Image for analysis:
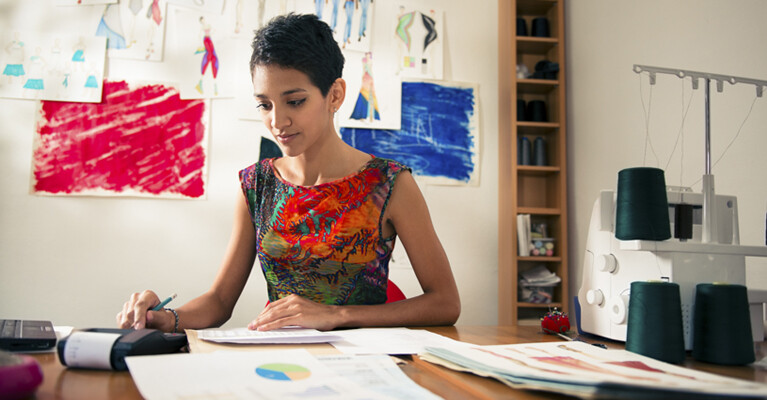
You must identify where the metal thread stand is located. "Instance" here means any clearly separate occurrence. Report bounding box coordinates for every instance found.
[632,64,767,243]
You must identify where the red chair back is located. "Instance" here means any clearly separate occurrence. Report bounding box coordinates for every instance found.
[385,281,406,303]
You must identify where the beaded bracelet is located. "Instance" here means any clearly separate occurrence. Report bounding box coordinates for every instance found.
[165,308,179,334]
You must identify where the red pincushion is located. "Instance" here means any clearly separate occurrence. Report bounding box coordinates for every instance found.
[541,308,570,334]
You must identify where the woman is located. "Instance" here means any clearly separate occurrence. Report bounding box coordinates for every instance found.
[116,13,460,333]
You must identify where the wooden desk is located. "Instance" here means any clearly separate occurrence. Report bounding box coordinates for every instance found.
[28,326,767,400]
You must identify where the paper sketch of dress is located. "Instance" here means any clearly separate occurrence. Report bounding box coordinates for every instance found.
[196,16,219,95]
[144,0,162,59]
[350,52,380,122]
[421,11,437,52]
[96,4,127,49]
[22,49,45,91]
[147,0,162,25]
[3,32,25,82]
[395,7,415,53]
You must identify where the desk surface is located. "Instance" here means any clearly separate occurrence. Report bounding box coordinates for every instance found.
[29,325,767,400]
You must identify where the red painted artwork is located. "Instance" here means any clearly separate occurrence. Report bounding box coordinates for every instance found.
[32,80,208,198]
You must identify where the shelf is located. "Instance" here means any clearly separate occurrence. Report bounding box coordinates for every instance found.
[517,79,559,94]
[517,207,561,215]
[517,165,560,175]
[516,36,558,54]
[517,121,559,129]
[518,302,563,308]
[517,0,558,15]
[518,256,562,262]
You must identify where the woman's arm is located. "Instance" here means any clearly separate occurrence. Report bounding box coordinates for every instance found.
[250,170,460,331]
[117,195,258,332]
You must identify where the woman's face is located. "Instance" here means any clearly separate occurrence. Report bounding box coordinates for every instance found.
[252,65,335,157]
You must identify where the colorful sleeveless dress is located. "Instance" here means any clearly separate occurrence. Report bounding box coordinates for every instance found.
[239,157,410,305]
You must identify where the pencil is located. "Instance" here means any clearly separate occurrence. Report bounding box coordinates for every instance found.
[151,293,177,311]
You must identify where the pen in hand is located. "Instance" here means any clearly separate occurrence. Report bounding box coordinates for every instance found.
[152,293,177,311]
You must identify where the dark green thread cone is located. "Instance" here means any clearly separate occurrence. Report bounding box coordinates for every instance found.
[616,167,671,241]
[626,281,686,364]
[693,283,755,365]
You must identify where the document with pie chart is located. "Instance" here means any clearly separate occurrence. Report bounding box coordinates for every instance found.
[125,349,392,399]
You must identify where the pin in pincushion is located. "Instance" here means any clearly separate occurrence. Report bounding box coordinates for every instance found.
[541,308,570,334]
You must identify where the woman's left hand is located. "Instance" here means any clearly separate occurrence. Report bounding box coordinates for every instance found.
[249,294,341,331]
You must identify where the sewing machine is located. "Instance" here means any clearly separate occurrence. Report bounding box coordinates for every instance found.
[578,187,767,349]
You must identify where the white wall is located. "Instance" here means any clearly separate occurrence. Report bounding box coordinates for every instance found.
[0,0,499,328]
[6,0,763,332]
[566,0,767,311]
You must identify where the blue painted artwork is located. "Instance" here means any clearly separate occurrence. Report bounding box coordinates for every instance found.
[341,80,479,185]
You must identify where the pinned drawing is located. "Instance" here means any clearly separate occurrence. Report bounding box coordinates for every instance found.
[96,4,127,49]
[393,5,443,79]
[298,0,374,52]
[0,30,106,102]
[341,80,479,186]
[230,0,296,38]
[170,7,235,99]
[349,52,379,123]
[195,16,219,96]
[32,80,210,199]
[95,1,167,61]
[3,32,26,85]
[339,51,400,130]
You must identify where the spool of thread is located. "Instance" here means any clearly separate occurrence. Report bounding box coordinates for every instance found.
[615,167,671,241]
[626,281,686,364]
[531,17,550,37]
[693,283,755,365]
[518,137,531,165]
[674,203,693,240]
[533,136,548,166]
[516,18,528,36]
[517,99,527,121]
[526,100,547,122]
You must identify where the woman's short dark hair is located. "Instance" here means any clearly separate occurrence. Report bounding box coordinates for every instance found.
[250,13,344,97]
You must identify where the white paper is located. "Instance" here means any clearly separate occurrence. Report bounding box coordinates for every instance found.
[126,349,391,400]
[317,354,442,399]
[196,327,342,344]
[330,328,464,355]
[62,331,121,370]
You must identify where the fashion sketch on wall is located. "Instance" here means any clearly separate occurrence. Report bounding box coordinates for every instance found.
[94,0,168,62]
[0,30,106,102]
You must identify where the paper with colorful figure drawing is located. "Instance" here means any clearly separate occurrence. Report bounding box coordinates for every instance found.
[169,5,236,99]
[93,0,168,62]
[0,30,106,102]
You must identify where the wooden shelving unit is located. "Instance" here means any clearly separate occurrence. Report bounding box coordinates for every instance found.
[498,0,569,325]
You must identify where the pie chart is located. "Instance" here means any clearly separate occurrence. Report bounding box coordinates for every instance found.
[255,363,311,381]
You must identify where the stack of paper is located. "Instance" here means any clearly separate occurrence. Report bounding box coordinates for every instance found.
[519,264,561,286]
[197,327,342,344]
[422,341,767,399]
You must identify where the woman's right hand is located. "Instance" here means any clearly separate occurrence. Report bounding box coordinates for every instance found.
[116,290,172,331]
